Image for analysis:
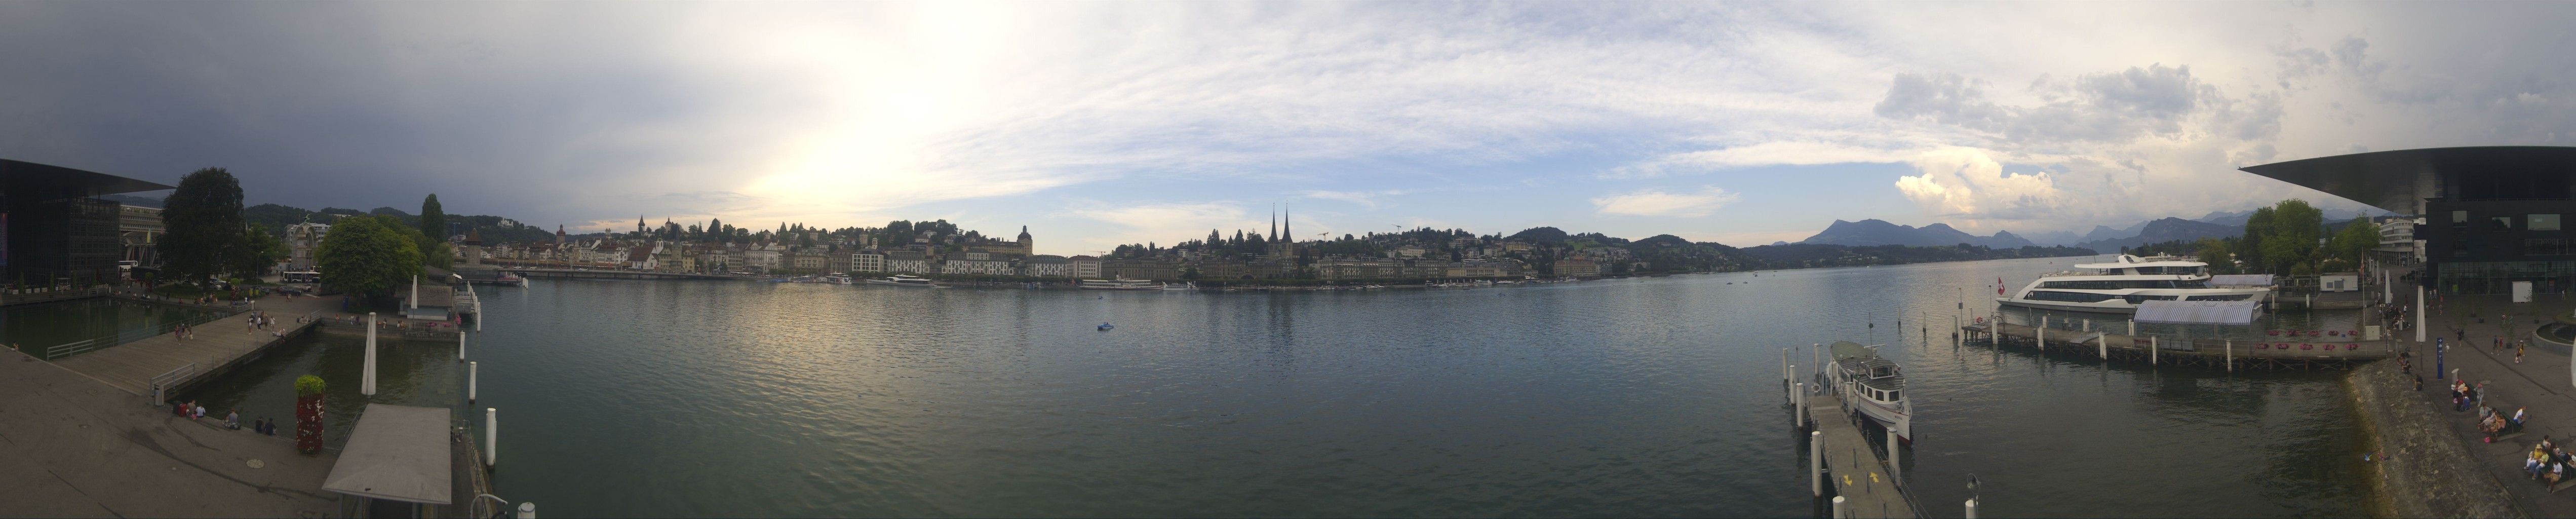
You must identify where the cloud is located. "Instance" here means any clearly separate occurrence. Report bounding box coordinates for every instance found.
[1892,147,2063,220]
[1300,189,1407,208]
[1591,187,1740,217]
[1611,141,1923,177]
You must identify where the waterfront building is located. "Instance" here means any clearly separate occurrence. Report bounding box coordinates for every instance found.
[944,256,1014,275]
[852,252,887,273]
[2243,146,2576,294]
[1556,258,1602,277]
[119,204,163,266]
[1315,257,1398,280]
[1445,260,1513,278]
[2378,216,2426,266]
[1068,255,1103,278]
[748,244,782,271]
[886,250,930,274]
[0,159,172,290]
[1024,254,1067,277]
[627,246,657,271]
[1104,258,1180,280]
[826,247,852,274]
[287,221,331,271]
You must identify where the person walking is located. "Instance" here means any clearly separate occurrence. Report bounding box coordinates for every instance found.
[2517,341,2526,364]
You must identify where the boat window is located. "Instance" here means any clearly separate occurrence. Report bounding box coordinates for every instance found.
[1887,390,1899,401]
[2025,290,2117,303]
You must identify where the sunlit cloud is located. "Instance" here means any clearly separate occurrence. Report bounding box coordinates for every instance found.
[1591,187,1740,218]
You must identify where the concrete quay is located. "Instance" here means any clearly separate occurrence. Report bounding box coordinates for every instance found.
[2358,292,2576,518]
[0,346,342,517]
[1962,320,2396,370]
[49,295,341,398]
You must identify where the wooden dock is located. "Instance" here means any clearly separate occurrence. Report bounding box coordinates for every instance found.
[49,295,343,397]
[1800,391,1922,518]
[1960,321,2394,370]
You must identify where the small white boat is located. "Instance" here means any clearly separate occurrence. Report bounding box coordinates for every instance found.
[865,275,936,287]
[1825,341,1912,443]
[1161,282,1197,291]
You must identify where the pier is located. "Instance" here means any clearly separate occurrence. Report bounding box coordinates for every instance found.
[1785,362,1922,519]
[49,295,340,398]
[1960,321,2395,370]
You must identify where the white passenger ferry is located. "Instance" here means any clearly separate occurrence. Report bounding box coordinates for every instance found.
[865,275,936,287]
[1077,278,1165,290]
[1996,254,2269,314]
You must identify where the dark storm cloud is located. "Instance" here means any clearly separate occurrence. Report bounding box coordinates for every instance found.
[0,2,746,225]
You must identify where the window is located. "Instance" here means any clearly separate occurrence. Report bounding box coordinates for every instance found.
[2025,290,2117,302]
[2454,210,2471,232]
[2494,216,2516,232]
[2535,214,2563,232]
[2527,239,2569,256]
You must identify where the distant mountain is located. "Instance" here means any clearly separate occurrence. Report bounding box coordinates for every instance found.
[2018,230,2084,246]
[1799,219,2031,248]
[2074,217,2242,251]
[2195,209,2255,227]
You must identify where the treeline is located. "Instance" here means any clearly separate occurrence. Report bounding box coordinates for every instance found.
[2121,199,2377,275]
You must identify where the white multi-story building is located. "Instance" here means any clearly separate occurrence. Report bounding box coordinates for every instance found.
[1067,255,1102,278]
[1024,254,1068,277]
[943,257,1015,275]
[852,252,887,273]
[886,250,930,274]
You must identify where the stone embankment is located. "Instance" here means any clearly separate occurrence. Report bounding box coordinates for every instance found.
[2347,358,2523,518]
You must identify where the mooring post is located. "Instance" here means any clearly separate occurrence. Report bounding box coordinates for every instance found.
[459,329,467,361]
[469,361,479,402]
[1965,498,1979,519]
[2128,319,2135,336]
[1781,348,1789,386]
[2082,318,2089,332]
[517,502,535,519]
[485,407,499,467]
[1795,382,1808,429]
[1811,431,1825,497]
[2038,324,2045,352]
[2415,285,2426,343]
[363,313,378,397]
[1831,496,1846,518]
[1887,428,1901,487]
[2098,334,2107,359]
[2226,340,2233,373]
[2150,336,2159,364]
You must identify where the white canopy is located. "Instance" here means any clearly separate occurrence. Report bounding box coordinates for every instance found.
[323,404,453,504]
[2134,300,2262,325]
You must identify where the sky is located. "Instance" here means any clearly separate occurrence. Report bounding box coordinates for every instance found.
[5,2,2573,255]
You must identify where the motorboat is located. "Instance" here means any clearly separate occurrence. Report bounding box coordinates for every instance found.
[865,275,936,287]
[1995,254,2270,314]
[1825,341,1912,443]
[1161,282,1197,291]
[1097,322,1115,330]
[1077,278,1165,290]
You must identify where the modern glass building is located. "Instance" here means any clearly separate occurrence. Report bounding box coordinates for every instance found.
[2242,146,2576,294]
[1,159,173,290]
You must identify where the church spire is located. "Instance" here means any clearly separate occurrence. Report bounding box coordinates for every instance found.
[1269,203,1278,241]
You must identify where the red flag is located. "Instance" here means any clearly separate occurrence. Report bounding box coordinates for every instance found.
[1997,277,2006,295]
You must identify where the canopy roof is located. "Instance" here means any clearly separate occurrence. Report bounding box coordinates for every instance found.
[2239,146,2576,214]
[323,404,453,504]
[0,159,173,201]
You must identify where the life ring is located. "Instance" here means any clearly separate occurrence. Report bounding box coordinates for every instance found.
[2301,344,2315,350]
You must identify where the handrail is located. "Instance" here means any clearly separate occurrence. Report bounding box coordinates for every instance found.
[148,362,200,405]
[45,340,98,360]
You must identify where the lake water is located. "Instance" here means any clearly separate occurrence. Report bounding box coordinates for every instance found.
[182,255,2375,517]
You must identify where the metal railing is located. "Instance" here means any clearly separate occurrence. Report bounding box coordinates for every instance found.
[40,310,242,360]
[149,362,199,406]
[44,340,99,360]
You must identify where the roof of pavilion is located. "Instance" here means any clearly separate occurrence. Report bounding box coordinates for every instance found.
[0,159,173,201]
[2237,146,2576,214]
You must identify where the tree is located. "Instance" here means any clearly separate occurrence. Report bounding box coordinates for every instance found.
[162,168,248,284]
[2251,199,2322,274]
[418,194,446,241]
[234,227,286,278]
[2191,238,2234,275]
[316,214,424,303]
[2329,216,2378,270]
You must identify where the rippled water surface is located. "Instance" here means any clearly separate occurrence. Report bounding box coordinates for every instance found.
[191,256,2377,517]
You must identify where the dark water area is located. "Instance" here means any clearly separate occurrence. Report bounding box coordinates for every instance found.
[184,255,2376,517]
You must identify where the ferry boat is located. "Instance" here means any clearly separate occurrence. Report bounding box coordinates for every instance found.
[1077,278,1165,290]
[1161,282,1197,291]
[1995,254,2269,314]
[865,275,936,287]
[1825,341,1912,443]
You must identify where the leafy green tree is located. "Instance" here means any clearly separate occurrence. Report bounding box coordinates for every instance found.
[2191,238,2235,275]
[161,168,248,284]
[234,228,286,278]
[418,194,446,241]
[2329,216,2378,269]
[317,214,424,302]
[2254,199,2322,274]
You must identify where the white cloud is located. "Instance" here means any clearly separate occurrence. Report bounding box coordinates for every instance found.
[1591,187,1740,217]
[1892,147,2063,220]
[1300,189,1408,208]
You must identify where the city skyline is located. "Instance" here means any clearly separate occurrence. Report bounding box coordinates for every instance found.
[4,2,2571,256]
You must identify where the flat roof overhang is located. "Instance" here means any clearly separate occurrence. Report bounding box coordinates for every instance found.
[2238,146,2576,214]
[0,159,174,201]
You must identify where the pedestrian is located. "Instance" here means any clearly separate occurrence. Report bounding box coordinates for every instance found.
[2518,341,2526,364]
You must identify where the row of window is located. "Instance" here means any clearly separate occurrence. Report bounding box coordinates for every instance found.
[2451,211,2565,232]
[2024,291,2247,303]
[2038,280,2212,289]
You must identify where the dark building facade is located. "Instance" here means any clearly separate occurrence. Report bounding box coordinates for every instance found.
[2243,146,2576,294]
[1,160,173,289]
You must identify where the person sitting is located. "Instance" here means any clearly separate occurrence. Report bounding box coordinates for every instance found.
[263,418,279,436]
[171,401,187,418]
[223,410,240,430]
[2530,447,2550,479]
[190,401,206,420]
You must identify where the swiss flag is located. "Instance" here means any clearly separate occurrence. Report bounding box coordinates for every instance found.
[1997,277,2005,295]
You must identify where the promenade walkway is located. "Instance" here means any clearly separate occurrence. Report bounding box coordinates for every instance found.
[0,346,341,516]
[51,295,342,397]
[2376,292,2576,517]
[1806,394,1917,518]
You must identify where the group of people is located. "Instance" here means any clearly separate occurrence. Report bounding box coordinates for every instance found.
[2480,404,2528,442]
[2452,379,2488,412]
[2529,437,2574,484]
[169,400,280,435]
